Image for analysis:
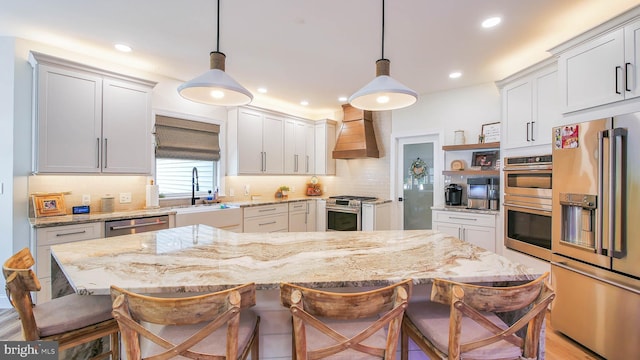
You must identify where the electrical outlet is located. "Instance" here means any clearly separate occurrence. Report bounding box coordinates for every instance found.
[291,186,296,193]
[82,194,91,205]
[229,188,235,197]
[244,184,250,196]
[119,192,131,204]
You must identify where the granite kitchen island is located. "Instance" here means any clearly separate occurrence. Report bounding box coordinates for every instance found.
[50,225,542,359]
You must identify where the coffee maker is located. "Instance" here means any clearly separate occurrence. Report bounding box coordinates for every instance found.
[444,184,463,206]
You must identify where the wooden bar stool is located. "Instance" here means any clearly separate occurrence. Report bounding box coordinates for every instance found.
[110,282,260,360]
[401,273,555,360]
[3,247,120,359]
[280,279,412,359]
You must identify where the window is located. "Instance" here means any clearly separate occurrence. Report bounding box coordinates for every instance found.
[154,115,221,197]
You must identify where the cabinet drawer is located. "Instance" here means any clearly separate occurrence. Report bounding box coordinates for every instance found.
[36,222,103,246]
[244,214,288,233]
[244,204,288,218]
[288,201,307,213]
[433,211,495,227]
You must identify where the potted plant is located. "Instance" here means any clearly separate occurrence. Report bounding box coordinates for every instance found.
[279,186,290,197]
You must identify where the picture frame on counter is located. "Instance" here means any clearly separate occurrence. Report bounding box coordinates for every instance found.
[32,193,66,217]
[481,122,501,143]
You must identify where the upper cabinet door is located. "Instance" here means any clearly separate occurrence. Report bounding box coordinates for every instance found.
[558,28,625,113]
[624,18,640,100]
[102,78,152,174]
[237,109,265,174]
[262,114,284,174]
[502,79,532,149]
[35,65,103,173]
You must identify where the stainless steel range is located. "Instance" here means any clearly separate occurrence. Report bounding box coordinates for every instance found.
[326,195,377,231]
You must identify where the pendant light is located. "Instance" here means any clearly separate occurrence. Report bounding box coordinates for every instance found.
[349,0,417,111]
[178,0,253,106]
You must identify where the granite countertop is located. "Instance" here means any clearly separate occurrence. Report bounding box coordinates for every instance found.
[431,205,499,215]
[51,226,538,296]
[29,196,325,228]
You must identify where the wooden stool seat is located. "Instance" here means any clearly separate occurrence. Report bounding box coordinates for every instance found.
[111,282,260,360]
[3,247,119,359]
[401,273,555,360]
[281,280,412,360]
[404,300,521,359]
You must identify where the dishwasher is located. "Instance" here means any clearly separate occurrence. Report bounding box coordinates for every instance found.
[105,215,170,237]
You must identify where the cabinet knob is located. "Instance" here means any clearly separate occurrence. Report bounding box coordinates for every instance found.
[398,197,403,202]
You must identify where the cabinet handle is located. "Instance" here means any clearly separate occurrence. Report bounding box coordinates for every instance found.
[103,138,108,168]
[625,62,632,92]
[56,230,87,237]
[531,121,535,142]
[263,152,267,172]
[258,208,277,212]
[259,221,277,226]
[615,66,622,94]
[449,216,476,221]
[526,122,530,142]
[306,155,309,173]
[96,138,100,168]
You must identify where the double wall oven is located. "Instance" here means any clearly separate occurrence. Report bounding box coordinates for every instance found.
[326,195,377,231]
[503,155,553,261]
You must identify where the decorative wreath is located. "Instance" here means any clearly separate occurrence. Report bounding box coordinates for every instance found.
[409,158,428,179]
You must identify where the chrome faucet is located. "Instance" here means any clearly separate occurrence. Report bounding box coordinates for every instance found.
[191,167,199,205]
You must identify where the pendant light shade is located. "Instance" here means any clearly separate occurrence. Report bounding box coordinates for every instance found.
[348,59,417,111]
[178,0,253,106]
[349,0,417,111]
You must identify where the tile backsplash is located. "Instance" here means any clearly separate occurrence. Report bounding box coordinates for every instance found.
[28,175,149,214]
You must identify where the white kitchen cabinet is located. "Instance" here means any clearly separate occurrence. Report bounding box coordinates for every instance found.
[555,17,640,113]
[362,202,391,231]
[288,201,307,232]
[32,222,103,303]
[306,200,317,232]
[314,119,337,175]
[498,61,559,149]
[288,200,317,232]
[316,199,327,232]
[243,203,288,233]
[29,51,155,174]
[228,107,284,175]
[284,119,315,175]
[432,210,496,252]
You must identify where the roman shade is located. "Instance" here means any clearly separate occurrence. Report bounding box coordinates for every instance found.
[154,115,220,161]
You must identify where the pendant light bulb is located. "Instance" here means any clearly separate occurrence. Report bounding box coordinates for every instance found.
[178,1,253,106]
[349,1,417,111]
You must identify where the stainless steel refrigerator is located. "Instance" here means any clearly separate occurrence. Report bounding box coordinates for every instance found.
[551,115,640,359]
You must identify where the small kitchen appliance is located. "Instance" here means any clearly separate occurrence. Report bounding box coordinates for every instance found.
[444,184,462,206]
[467,177,499,209]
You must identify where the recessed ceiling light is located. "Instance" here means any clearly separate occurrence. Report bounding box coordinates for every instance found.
[482,17,501,28]
[257,87,267,94]
[338,96,348,102]
[449,72,462,79]
[114,43,132,52]
[300,100,309,106]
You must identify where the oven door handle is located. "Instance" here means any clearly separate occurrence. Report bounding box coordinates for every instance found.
[326,207,360,214]
[503,203,552,213]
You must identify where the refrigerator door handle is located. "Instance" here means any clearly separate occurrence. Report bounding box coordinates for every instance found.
[611,127,628,259]
[597,130,607,256]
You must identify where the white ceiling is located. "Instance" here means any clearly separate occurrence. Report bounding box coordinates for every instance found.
[1,0,638,117]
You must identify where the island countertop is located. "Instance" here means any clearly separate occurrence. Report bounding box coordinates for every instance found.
[50,226,538,296]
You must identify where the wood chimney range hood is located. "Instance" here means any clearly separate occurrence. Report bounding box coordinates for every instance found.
[332,104,380,159]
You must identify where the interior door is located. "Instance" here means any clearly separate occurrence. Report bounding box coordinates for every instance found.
[396,134,440,230]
